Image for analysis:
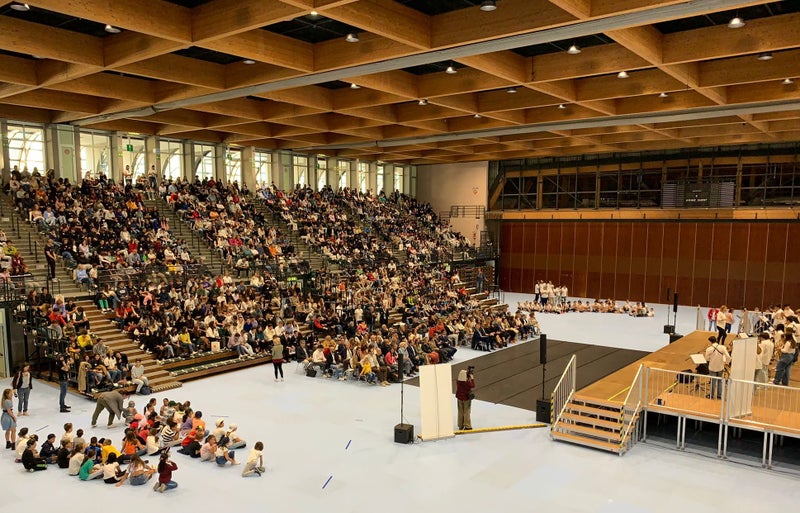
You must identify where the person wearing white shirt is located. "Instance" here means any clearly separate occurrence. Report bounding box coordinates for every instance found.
[704,336,731,399]
[241,441,265,477]
[755,332,774,384]
[773,330,797,386]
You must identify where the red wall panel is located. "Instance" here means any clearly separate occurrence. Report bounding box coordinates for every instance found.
[500,220,800,308]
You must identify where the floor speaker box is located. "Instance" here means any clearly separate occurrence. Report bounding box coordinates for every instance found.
[669,333,683,344]
[394,423,414,444]
[535,399,552,423]
[663,324,675,334]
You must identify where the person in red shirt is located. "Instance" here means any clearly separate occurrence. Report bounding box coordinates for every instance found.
[155,450,178,493]
[455,368,476,431]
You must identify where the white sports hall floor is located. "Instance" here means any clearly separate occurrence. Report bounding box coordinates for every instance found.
[2,295,797,513]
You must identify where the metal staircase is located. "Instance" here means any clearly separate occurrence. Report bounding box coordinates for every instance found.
[550,359,644,455]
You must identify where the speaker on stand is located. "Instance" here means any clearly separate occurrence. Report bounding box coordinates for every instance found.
[535,334,551,423]
[394,353,414,443]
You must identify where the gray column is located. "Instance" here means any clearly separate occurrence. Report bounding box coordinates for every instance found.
[0,120,8,183]
[182,142,193,182]
[214,144,227,184]
[145,136,158,182]
[242,146,255,192]
[368,161,377,195]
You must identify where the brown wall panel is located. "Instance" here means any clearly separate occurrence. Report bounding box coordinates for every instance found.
[500,220,800,307]
[615,223,632,300]
[586,223,604,298]
[573,223,589,297]
[694,224,714,307]
[675,223,697,305]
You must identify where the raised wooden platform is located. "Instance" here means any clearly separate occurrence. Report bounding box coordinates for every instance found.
[578,330,799,403]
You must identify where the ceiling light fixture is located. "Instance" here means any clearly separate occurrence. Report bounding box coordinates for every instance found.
[242,59,256,65]
[350,83,361,89]
[310,10,319,16]
[480,1,497,12]
[757,52,773,61]
[558,103,567,109]
[418,98,428,106]
[659,92,669,98]
[506,86,517,93]
[567,44,581,55]
[345,32,359,43]
[445,64,457,74]
[783,78,795,85]
[617,70,629,79]
[474,113,482,119]
[104,24,121,34]
[10,2,29,11]
[727,16,745,29]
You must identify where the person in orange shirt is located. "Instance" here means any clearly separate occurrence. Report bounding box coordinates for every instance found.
[191,411,207,438]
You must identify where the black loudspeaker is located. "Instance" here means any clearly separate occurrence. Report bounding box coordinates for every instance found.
[536,399,552,423]
[673,292,679,313]
[663,324,675,334]
[394,423,414,444]
[397,352,404,379]
[539,334,547,365]
[669,333,683,344]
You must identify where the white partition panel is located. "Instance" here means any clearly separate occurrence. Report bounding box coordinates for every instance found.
[728,337,758,418]
[419,364,455,442]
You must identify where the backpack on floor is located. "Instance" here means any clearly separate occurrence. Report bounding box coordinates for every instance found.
[139,385,152,395]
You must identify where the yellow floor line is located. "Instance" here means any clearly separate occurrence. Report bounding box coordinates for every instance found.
[454,423,547,435]
[607,386,630,402]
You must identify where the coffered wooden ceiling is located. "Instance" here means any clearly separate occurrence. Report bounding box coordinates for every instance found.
[1,0,800,164]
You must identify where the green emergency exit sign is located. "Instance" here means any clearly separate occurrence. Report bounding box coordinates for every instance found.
[126,144,134,151]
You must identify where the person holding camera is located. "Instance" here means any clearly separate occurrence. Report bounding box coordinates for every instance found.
[456,367,476,431]
[58,356,72,413]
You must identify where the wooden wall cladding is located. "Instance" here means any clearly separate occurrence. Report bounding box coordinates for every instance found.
[498,221,800,308]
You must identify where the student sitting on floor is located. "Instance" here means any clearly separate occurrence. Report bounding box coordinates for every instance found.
[79,449,104,481]
[21,438,48,472]
[214,439,238,466]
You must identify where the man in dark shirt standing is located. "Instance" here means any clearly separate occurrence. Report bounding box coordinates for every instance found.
[58,356,72,413]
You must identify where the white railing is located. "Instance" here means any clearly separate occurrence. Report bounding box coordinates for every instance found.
[644,367,726,421]
[619,364,644,453]
[550,354,577,434]
[725,378,800,434]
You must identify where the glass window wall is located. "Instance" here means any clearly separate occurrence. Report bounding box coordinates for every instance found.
[194,143,215,181]
[159,140,183,181]
[79,132,110,179]
[8,124,45,174]
[254,150,272,186]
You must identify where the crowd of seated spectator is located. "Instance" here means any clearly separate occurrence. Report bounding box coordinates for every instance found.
[7,169,198,288]
[165,178,309,276]
[518,298,654,317]
[258,184,473,268]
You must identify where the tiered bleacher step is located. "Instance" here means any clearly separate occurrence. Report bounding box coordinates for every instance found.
[251,200,327,271]
[78,300,182,394]
[551,394,633,454]
[145,199,223,272]
[0,194,83,297]
[164,350,273,381]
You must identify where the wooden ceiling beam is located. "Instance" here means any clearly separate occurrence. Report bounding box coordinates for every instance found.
[3,89,103,114]
[117,55,227,89]
[322,0,431,50]
[350,71,419,99]
[432,0,573,48]
[663,12,800,65]
[532,43,649,82]
[202,30,313,72]
[29,0,190,41]
[192,0,304,42]
[47,74,156,104]
[0,17,103,66]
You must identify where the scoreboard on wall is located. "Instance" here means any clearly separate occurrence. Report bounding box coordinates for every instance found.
[661,181,735,208]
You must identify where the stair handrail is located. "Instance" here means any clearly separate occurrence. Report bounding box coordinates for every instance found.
[550,353,577,435]
[619,364,644,452]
